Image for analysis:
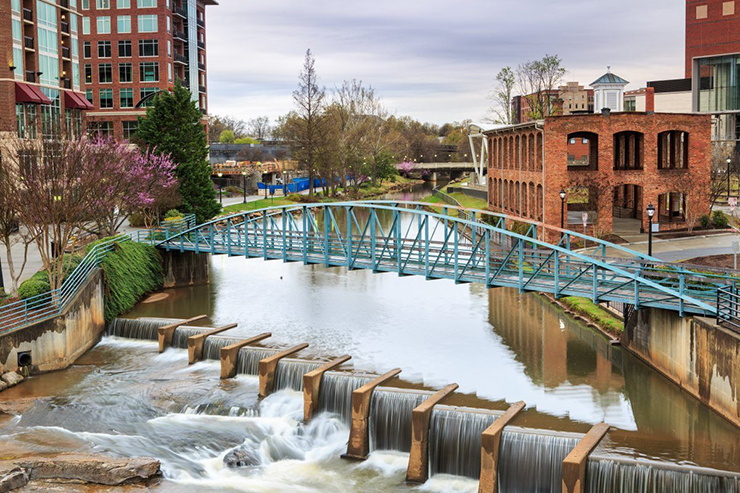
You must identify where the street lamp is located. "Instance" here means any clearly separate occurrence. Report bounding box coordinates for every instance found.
[217,171,223,205]
[559,189,567,230]
[728,157,733,200]
[282,170,287,196]
[241,170,247,204]
[646,202,656,256]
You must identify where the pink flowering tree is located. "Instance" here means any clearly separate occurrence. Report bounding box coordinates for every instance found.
[396,160,414,176]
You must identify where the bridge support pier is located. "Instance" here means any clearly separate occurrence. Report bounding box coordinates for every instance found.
[405,383,459,483]
[478,401,526,493]
[342,368,402,461]
[161,250,210,289]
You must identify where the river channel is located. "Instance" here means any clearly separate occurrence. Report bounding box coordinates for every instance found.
[0,182,738,492]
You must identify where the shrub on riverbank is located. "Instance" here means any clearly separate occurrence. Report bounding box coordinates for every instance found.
[561,296,624,335]
[87,239,163,321]
[18,255,83,300]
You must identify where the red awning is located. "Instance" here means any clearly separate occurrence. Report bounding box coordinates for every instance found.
[27,84,52,104]
[64,90,94,110]
[15,82,43,104]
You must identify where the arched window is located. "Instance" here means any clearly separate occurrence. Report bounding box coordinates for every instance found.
[567,132,599,170]
[613,131,644,170]
[658,131,689,169]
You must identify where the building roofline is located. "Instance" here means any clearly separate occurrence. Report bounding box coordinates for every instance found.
[483,120,543,135]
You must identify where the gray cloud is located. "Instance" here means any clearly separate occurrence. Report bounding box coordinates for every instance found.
[205,0,684,125]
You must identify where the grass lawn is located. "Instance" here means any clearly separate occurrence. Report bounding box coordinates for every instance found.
[221,198,296,216]
[422,191,489,213]
[561,296,624,335]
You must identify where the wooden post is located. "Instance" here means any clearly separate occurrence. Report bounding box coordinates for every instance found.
[157,315,207,352]
[187,323,239,364]
[219,333,272,379]
[561,423,610,493]
[478,401,526,493]
[406,383,458,483]
[303,356,352,421]
[342,368,402,461]
[258,343,309,397]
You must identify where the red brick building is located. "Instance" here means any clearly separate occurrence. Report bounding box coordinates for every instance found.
[686,0,740,78]
[1,0,92,143]
[486,112,712,241]
[81,0,216,141]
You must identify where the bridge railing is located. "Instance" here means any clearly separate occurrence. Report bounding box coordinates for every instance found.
[0,234,131,335]
[717,285,740,334]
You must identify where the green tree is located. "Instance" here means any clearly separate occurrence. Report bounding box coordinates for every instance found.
[135,83,220,222]
[219,129,235,143]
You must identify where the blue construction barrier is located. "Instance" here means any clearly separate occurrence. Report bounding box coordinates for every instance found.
[258,178,325,194]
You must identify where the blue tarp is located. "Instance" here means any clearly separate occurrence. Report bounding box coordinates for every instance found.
[258,178,325,194]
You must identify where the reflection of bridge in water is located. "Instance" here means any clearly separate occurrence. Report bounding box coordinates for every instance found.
[137,201,730,317]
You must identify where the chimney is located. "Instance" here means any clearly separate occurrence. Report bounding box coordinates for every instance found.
[645,87,655,113]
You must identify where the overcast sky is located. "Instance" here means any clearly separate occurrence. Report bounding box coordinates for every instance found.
[205,0,685,126]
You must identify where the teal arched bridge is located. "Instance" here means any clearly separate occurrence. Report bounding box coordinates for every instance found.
[135,201,733,317]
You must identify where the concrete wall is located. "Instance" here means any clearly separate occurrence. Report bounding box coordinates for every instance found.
[623,308,740,428]
[0,271,105,374]
[161,250,210,289]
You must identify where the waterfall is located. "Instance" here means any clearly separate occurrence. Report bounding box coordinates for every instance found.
[171,326,211,349]
[317,372,373,425]
[106,317,181,340]
[236,347,280,375]
[200,336,275,362]
[587,456,740,493]
[497,427,581,493]
[181,403,260,417]
[273,359,324,392]
[369,388,431,453]
[428,406,500,479]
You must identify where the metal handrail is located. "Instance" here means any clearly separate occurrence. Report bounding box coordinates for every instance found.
[717,285,740,333]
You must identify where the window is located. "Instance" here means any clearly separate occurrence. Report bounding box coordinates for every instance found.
[65,109,83,140]
[139,62,159,82]
[99,88,113,108]
[166,16,170,32]
[84,64,92,83]
[696,4,708,19]
[139,39,159,57]
[117,15,131,33]
[12,19,22,42]
[167,40,171,57]
[88,121,112,137]
[84,41,91,58]
[70,13,78,33]
[120,88,134,108]
[168,62,172,81]
[98,63,112,83]
[86,89,94,103]
[16,104,38,139]
[613,131,644,170]
[72,38,79,58]
[72,62,80,87]
[138,15,158,32]
[724,1,735,15]
[122,121,138,140]
[11,0,21,13]
[137,0,157,6]
[82,17,90,34]
[38,54,59,86]
[96,0,110,8]
[82,0,89,9]
[117,0,130,7]
[97,16,111,34]
[12,47,23,80]
[119,63,132,82]
[140,87,158,106]
[97,40,111,58]
[38,27,58,54]
[118,40,132,57]
[36,1,57,28]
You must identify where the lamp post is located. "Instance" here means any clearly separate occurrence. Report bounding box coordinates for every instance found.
[217,171,223,205]
[241,170,247,204]
[728,157,733,200]
[647,202,656,257]
[559,189,566,230]
[282,170,287,196]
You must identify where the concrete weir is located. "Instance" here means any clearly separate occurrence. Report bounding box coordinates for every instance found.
[157,315,207,353]
[219,333,273,379]
[303,356,352,421]
[561,423,610,493]
[187,324,238,364]
[406,383,459,483]
[478,401,526,493]
[258,343,309,397]
[342,368,402,460]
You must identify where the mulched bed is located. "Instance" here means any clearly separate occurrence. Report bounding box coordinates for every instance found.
[680,254,739,270]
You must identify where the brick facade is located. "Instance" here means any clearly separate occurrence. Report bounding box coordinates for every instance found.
[486,112,712,242]
[82,0,214,141]
[686,0,740,78]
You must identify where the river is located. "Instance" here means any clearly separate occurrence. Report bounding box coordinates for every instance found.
[0,181,738,492]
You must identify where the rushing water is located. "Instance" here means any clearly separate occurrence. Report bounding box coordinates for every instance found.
[1,182,739,491]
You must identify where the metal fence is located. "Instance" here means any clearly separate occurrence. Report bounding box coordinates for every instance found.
[717,285,740,334]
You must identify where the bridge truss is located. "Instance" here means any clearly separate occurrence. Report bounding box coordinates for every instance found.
[137,201,733,316]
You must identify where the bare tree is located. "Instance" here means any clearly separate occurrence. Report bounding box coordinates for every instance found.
[248,116,272,141]
[0,154,34,297]
[289,49,327,197]
[517,54,566,121]
[487,67,516,124]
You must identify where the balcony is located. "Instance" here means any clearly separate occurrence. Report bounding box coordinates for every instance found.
[24,36,34,50]
[197,18,204,28]
[59,0,69,7]
[60,21,70,34]
[62,46,70,59]
[25,71,36,83]
[198,40,205,49]
[174,54,188,64]
[198,62,205,71]
[173,6,187,18]
[23,8,32,22]
[173,30,188,42]
[62,78,71,89]
[199,85,206,93]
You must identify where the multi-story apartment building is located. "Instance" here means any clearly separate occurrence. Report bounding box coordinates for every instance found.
[559,82,594,115]
[81,0,216,141]
[1,0,92,143]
